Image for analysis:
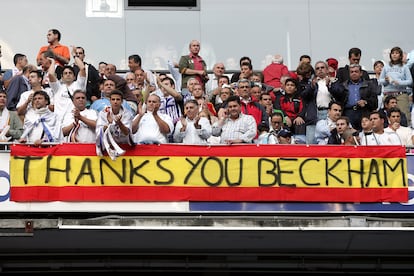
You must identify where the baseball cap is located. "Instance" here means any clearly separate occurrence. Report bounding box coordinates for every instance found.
[277,128,292,138]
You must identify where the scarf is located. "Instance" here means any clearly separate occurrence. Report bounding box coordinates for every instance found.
[20,107,55,142]
[69,122,80,143]
[96,123,125,161]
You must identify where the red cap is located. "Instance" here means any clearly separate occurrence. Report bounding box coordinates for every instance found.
[326,58,338,70]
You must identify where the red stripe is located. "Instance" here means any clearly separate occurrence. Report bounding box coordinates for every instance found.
[10,186,408,202]
[10,144,407,158]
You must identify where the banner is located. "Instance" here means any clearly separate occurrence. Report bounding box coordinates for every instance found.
[9,144,408,202]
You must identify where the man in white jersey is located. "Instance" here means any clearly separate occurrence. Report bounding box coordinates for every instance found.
[47,50,86,125]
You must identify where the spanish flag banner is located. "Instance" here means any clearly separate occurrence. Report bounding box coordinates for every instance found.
[9,144,408,202]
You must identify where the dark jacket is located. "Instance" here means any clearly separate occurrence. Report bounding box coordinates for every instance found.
[327,128,342,144]
[178,54,207,89]
[6,75,30,111]
[301,80,345,126]
[330,79,378,112]
[336,65,370,84]
[73,63,101,102]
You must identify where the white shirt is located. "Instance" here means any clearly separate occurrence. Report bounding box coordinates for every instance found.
[255,131,273,144]
[205,74,219,99]
[50,75,86,124]
[16,88,54,113]
[359,132,378,145]
[316,79,331,108]
[159,94,182,125]
[62,108,98,143]
[361,130,402,145]
[133,111,174,144]
[385,126,414,146]
[173,117,211,144]
[96,106,133,144]
[315,117,336,145]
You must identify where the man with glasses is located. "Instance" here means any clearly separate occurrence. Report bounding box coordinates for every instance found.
[237,79,269,131]
[302,61,343,144]
[124,72,137,90]
[267,112,286,144]
[72,46,100,106]
[214,83,233,113]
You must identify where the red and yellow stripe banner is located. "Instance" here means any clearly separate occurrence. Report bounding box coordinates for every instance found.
[9,144,408,202]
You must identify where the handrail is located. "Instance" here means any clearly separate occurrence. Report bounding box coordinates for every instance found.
[0,69,377,76]
[1,142,413,153]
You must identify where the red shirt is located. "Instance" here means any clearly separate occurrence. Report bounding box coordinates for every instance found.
[263,63,290,89]
[240,100,264,126]
[190,53,205,85]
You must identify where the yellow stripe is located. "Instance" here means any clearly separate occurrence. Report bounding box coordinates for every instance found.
[10,155,407,188]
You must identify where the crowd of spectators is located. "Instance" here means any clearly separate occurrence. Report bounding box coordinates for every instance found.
[1,29,414,158]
